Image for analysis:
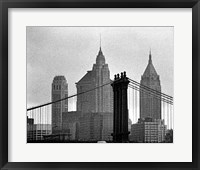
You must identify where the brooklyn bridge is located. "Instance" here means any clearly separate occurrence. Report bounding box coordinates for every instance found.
[27,47,173,143]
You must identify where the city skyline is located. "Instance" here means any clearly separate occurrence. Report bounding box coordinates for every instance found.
[27,27,174,110]
[27,27,174,142]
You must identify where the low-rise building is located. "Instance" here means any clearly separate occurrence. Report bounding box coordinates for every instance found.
[27,124,52,142]
[130,117,166,143]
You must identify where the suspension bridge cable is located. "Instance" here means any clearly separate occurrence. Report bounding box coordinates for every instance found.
[129,80,173,102]
[128,84,173,105]
[27,81,113,111]
[128,77,173,99]
[167,103,169,129]
[135,88,138,123]
[170,104,173,129]
[132,88,135,123]
[128,84,171,102]
[128,78,173,100]
[28,77,173,111]
[128,81,173,103]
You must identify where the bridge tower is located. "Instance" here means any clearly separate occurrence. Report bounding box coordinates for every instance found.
[111,72,130,142]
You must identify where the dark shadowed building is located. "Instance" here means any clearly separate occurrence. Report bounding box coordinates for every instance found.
[140,51,161,119]
[27,116,34,125]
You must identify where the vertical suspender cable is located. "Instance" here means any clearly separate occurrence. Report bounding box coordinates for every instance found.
[170,104,173,130]
[135,90,140,123]
[167,103,169,130]
[163,102,165,127]
[40,107,42,140]
[133,87,135,123]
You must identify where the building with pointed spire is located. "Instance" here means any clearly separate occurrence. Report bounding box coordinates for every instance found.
[74,44,113,141]
[130,51,165,143]
[140,50,161,119]
[76,46,113,113]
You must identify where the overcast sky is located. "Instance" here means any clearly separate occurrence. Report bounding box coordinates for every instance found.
[27,27,173,108]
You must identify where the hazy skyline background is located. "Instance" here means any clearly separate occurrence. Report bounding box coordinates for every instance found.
[27,27,174,113]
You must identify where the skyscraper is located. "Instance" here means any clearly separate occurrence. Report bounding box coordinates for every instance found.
[76,46,113,114]
[140,51,161,119]
[52,76,68,134]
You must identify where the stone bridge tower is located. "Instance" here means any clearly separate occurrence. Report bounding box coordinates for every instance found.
[111,72,130,143]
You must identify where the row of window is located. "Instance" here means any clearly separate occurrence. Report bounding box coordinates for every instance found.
[53,85,68,90]
[53,85,61,90]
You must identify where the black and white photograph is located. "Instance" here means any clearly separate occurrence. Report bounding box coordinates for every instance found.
[27,26,174,143]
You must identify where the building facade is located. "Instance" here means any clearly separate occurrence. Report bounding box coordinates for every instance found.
[79,113,103,142]
[101,112,113,141]
[27,124,52,142]
[62,111,82,141]
[52,76,68,134]
[50,46,114,142]
[75,46,114,141]
[130,118,166,143]
[62,111,113,142]
[140,51,161,119]
[76,47,113,114]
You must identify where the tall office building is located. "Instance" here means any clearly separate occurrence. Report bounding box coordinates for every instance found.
[76,46,113,114]
[52,76,68,134]
[140,51,161,119]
